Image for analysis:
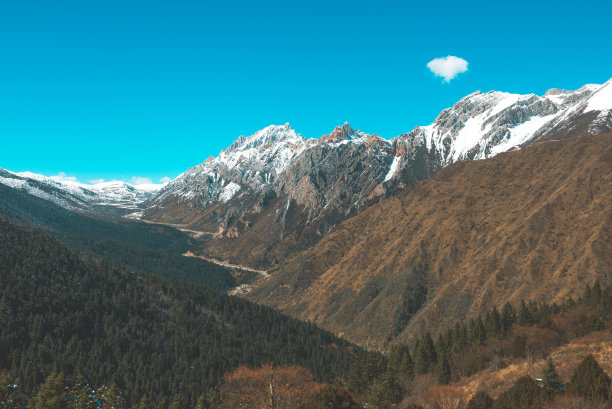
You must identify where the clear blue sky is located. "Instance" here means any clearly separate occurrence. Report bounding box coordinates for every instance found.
[1,0,611,183]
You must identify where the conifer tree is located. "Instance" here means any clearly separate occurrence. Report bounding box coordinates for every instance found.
[155,397,168,409]
[32,372,68,409]
[388,344,414,381]
[134,394,151,409]
[437,354,451,385]
[541,357,563,392]
[518,300,533,325]
[501,302,515,334]
[414,333,436,374]
[567,354,610,402]
[493,376,545,409]
[168,393,187,409]
[367,380,391,409]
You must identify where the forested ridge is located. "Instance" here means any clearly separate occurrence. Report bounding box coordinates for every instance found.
[2,194,612,408]
[0,218,360,407]
[0,184,236,291]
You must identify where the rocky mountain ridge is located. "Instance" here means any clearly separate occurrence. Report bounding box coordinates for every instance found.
[142,78,612,267]
[3,79,610,266]
[247,132,612,348]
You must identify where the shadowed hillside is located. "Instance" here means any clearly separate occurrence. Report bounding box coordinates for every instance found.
[248,133,612,348]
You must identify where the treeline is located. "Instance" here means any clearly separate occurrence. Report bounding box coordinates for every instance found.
[3,352,611,409]
[0,218,361,407]
[468,353,611,408]
[0,183,236,291]
[342,281,612,408]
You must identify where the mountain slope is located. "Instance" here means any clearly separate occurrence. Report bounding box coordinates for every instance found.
[247,133,612,348]
[0,168,164,217]
[143,79,612,268]
[0,218,360,406]
[0,182,236,291]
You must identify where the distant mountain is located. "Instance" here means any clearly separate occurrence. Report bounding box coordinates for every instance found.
[142,78,612,267]
[0,168,165,217]
[0,181,236,291]
[246,133,612,348]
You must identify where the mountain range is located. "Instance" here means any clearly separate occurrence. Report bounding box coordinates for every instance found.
[3,78,611,269]
[247,132,612,347]
[2,79,611,349]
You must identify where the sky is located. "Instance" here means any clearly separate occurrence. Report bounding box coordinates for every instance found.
[1,0,611,184]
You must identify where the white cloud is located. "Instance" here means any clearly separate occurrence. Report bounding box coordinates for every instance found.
[50,172,78,182]
[130,176,153,185]
[427,56,469,82]
[89,178,105,184]
[159,176,172,184]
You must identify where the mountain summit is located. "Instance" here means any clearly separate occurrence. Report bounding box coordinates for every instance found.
[3,79,610,266]
[139,79,612,267]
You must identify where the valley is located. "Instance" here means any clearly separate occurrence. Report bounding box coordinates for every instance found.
[1,78,611,409]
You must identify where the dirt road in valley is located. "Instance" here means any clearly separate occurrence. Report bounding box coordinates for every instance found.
[183,251,270,278]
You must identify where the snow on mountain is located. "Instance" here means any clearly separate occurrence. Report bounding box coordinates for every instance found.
[396,80,608,166]
[143,78,612,246]
[5,78,610,236]
[0,169,166,216]
[151,123,310,206]
[585,79,612,112]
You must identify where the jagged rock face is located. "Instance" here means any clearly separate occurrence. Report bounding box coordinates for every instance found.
[142,78,612,266]
[150,123,308,208]
[247,133,612,349]
[276,130,393,218]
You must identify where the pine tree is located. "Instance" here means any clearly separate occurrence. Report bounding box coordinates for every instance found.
[367,380,391,409]
[31,372,68,409]
[567,354,611,402]
[155,397,168,409]
[388,344,413,381]
[541,357,563,392]
[518,300,533,325]
[194,394,206,409]
[414,333,436,375]
[501,302,515,335]
[437,354,451,385]
[493,376,545,409]
[168,393,187,409]
[134,394,151,409]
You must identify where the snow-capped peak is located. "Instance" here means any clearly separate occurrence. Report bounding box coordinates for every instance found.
[225,123,304,153]
[585,78,612,112]
[319,122,373,145]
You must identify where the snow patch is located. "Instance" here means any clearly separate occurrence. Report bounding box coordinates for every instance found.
[384,156,401,182]
[219,182,241,203]
[489,113,558,156]
[585,80,612,112]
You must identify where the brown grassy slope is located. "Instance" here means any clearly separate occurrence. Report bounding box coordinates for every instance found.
[247,133,612,348]
[457,331,612,399]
